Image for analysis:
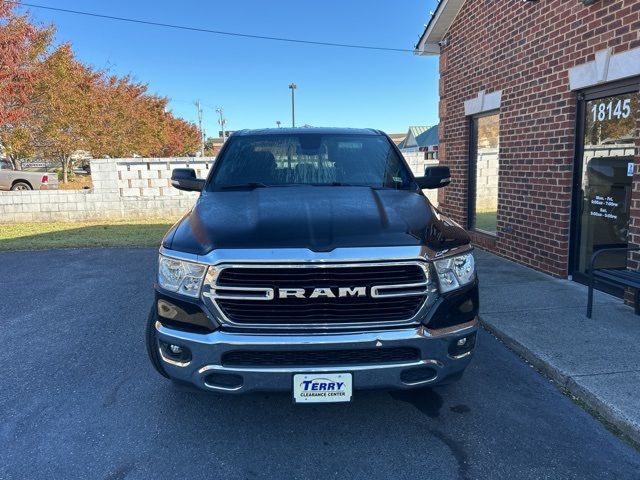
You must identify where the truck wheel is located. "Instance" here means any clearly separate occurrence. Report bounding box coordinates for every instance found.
[145,304,170,378]
[11,181,32,191]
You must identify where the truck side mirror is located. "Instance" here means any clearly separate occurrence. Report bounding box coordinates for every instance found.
[415,166,451,189]
[171,168,205,192]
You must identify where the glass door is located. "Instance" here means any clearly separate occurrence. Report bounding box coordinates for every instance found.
[571,81,639,284]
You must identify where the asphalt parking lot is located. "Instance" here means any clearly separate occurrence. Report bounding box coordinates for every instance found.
[1,248,639,480]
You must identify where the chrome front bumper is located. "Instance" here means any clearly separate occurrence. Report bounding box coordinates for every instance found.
[154,319,478,393]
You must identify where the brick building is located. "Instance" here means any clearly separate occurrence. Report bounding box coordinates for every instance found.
[415,0,640,289]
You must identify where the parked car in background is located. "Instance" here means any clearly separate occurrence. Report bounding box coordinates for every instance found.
[0,159,59,191]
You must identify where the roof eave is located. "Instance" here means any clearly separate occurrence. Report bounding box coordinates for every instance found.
[415,41,440,56]
[414,0,466,56]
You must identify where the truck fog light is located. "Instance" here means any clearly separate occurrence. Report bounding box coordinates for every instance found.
[160,341,192,365]
[448,332,477,357]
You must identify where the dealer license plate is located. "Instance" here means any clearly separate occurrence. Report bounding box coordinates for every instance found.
[293,373,353,403]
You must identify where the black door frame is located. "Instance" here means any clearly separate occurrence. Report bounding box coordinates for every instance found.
[569,76,640,287]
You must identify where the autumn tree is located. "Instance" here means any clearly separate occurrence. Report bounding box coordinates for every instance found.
[32,44,102,182]
[91,76,198,158]
[128,93,167,157]
[91,76,163,158]
[1,0,202,176]
[1,125,34,163]
[157,114,200,157]
[0,0,52,168]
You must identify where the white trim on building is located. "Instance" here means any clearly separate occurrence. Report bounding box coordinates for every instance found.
[568,47,640,91]
[464,90,502,116]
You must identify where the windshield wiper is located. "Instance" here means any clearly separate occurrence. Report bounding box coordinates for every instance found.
[217,182,270,190]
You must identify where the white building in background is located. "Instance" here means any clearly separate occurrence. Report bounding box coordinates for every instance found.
[397,125,440,207]
[398,125,439,156]
[398,125,439,176]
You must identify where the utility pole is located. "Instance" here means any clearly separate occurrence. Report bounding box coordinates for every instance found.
[195,100,204,156]
[276,120,281,128]
[216,107,226,141]
[288,83,297,128]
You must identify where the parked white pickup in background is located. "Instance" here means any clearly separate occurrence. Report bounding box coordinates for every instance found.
[0,158,59,191]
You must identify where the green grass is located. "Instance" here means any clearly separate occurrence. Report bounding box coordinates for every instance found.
[475,211,497,233]
[0,219,176,251]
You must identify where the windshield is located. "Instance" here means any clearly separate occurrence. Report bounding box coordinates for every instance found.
[208,133,416,190]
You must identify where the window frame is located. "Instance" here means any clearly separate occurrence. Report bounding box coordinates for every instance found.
[467,110,500,235]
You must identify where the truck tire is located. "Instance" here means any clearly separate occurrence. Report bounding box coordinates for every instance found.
[145,304,170,378]
[11,181,32,191]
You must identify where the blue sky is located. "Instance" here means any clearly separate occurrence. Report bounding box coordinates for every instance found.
[19,0,440,136]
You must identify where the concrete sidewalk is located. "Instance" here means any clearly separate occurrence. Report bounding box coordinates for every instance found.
[475,248,640,445]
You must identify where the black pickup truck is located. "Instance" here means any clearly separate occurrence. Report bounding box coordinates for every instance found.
[146,128,478,403]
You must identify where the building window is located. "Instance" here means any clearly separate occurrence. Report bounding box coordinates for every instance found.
[469,112,500,234]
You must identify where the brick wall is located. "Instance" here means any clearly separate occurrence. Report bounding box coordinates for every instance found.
[438,0,640,277]
[0,158,213,223]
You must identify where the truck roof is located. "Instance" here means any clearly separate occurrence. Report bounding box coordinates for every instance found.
[232,127,384,137]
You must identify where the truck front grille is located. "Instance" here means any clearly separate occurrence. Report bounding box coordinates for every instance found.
[202,262,434,329]
[215,264,426,287]
[222,347,420,367]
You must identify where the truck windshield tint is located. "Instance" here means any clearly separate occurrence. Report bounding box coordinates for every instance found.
[208,134,415,190]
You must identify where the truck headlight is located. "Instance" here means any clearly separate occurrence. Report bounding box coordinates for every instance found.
[434,252,476,293]
[158,255,207,297]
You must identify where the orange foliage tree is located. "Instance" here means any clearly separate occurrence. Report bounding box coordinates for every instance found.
[91,76,165,158]
[1,0,203,181]
[158,114,201,157]
[0,0,52,167]
[32,45,101,182]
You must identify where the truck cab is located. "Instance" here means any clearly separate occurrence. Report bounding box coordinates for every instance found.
[0,158,58,191]
[146,128,478,403]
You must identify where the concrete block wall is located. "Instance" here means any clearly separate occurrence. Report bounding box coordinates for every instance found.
[0,157,215,223]
[113,159,213,197]
[583,145,635,163]
[0,155,443,223]
[0,190,124,223]
[474,149,498,212]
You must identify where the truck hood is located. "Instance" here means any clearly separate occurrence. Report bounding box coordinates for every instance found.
[163,186,470,255]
